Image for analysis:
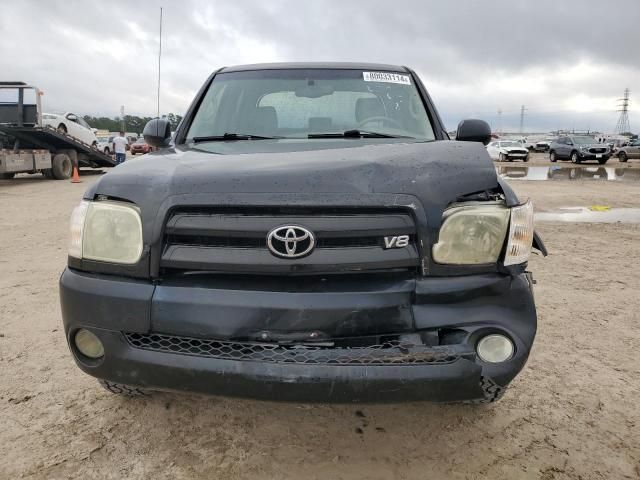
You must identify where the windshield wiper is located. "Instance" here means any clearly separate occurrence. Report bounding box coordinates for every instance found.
[192,133,279,142]
[308,130,413,139]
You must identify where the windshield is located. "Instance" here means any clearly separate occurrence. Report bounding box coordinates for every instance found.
[97,137,108,143]
[572,136,596,145]
[135,138,146,144]
[500,141,519,147]
[186,69,435,141]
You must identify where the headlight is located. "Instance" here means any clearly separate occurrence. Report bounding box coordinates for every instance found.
[432,203,510,264]
[432,199,535,266]
[580,145,589,151]
[68,200,143,264]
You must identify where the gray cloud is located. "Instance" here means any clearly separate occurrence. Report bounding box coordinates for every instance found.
[1,0,638,132]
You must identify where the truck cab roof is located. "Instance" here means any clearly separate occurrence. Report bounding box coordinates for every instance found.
[219,62,409,73]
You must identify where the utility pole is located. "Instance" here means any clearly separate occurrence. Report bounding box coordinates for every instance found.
[519,105,526,134]
[497,108,502,135]
[157,7,163,119]
[120,105,125,132]
[614,88,631,135]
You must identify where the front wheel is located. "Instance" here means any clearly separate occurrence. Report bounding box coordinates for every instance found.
[499,153,507,162]
[104,147,110,155]
[550,151,557,162]
[130,151,136,155]
[570,152,581,164]
[523,155,530,162]
[598,157,609,165]
[57,123,67,134]
[464,377,507,404]
[619,152,628,163]
[99,380,149,397]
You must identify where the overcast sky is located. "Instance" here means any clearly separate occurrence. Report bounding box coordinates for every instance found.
[1,0,638,133]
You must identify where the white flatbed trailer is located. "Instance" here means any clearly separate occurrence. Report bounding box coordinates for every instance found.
[0,82,115,180]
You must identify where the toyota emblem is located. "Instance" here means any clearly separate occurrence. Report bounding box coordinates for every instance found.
[267,225,315,258]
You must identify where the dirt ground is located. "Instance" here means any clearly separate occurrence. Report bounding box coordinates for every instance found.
[1,155,639,480]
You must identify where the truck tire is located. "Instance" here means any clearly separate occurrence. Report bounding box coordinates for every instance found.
[99,380,149,397]
[1,172,16,179]
[618,152,627,163]
[464,377,507,404]
[51,153,73,179]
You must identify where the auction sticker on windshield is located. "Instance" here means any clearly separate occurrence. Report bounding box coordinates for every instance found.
[363,72,411,85]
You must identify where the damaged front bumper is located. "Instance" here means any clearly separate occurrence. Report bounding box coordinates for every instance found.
[60,269,537,402]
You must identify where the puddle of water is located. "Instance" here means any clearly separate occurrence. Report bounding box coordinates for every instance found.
[497,166,640,182]
[535,207,640,223]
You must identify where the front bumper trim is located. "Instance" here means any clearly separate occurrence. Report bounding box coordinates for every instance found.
[60,268,537,402]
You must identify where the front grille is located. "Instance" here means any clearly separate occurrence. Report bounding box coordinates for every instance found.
[125,332,460,365]
[588,147,606,154]
[164,233,388,249]
[160,207,420,274]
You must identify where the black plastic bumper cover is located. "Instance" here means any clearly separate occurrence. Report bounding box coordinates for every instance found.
[60,268,537,402]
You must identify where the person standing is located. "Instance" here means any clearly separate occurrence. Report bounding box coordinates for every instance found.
[112,131,129,165]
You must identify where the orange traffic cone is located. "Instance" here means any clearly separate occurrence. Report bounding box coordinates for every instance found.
[71,165,81,183]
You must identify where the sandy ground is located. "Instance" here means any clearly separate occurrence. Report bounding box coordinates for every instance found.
[1,157,639,480]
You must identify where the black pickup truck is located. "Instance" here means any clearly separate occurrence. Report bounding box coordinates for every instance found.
[60,63,546,403]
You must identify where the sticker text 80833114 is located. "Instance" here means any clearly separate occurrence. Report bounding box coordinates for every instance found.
[362,72,411,85]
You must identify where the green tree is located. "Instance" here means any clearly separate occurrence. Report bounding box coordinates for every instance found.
[83,113,183,134]
[166,113,183,130]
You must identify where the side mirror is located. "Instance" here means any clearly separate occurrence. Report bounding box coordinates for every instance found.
[143,118,172,148]
[567,141,573,146]
[456,119,492,145]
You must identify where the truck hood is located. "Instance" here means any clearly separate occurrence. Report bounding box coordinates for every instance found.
[85,139,501,230]
[501,146,528,153]
[578,143,608,149]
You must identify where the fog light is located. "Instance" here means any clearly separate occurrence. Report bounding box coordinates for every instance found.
[477,334,514,363]
[75,329,104,359]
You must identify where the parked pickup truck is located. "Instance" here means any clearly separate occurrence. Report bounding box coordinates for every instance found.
[60,62,546,403]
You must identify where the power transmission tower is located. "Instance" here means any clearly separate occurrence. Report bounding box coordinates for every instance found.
[519,105,527,134]
[614,88,630,134]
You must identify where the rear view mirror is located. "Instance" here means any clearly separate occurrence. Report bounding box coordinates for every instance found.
[295,84,335,98]
[456,119,492,145]
[143,118,172,148]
